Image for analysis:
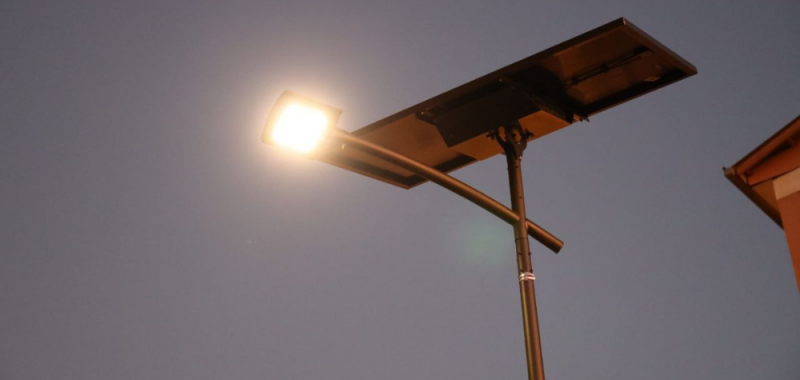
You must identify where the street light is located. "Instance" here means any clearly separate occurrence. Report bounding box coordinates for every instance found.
[263,90,566,252]
[262,17,696,380]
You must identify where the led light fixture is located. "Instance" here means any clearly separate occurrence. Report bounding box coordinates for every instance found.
[262,91,342,153]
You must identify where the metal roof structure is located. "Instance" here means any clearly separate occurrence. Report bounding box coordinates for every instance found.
[725,114,800,292]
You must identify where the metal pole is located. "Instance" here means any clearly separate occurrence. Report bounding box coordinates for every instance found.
[330,127,548,378]
[496,125,545,380]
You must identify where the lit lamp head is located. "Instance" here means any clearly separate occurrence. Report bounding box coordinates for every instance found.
[262,91,342,154]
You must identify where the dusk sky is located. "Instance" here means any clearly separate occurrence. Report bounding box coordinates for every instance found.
[2,1,799,379]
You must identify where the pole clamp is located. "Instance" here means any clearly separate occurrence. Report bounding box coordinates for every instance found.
[519,272,536,282]
[493,122,531,159]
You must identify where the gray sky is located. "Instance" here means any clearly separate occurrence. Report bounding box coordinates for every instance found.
[2,0,799,379]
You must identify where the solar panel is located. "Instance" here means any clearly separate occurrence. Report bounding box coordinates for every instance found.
[319,18,697,189]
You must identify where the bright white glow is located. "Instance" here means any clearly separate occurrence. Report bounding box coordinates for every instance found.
[271,103,329,153]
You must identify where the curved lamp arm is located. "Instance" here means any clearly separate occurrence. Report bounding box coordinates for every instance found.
[329,129,564,253]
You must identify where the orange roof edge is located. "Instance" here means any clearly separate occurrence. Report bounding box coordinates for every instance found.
[724,167,783,227]
[732,114,800,176]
